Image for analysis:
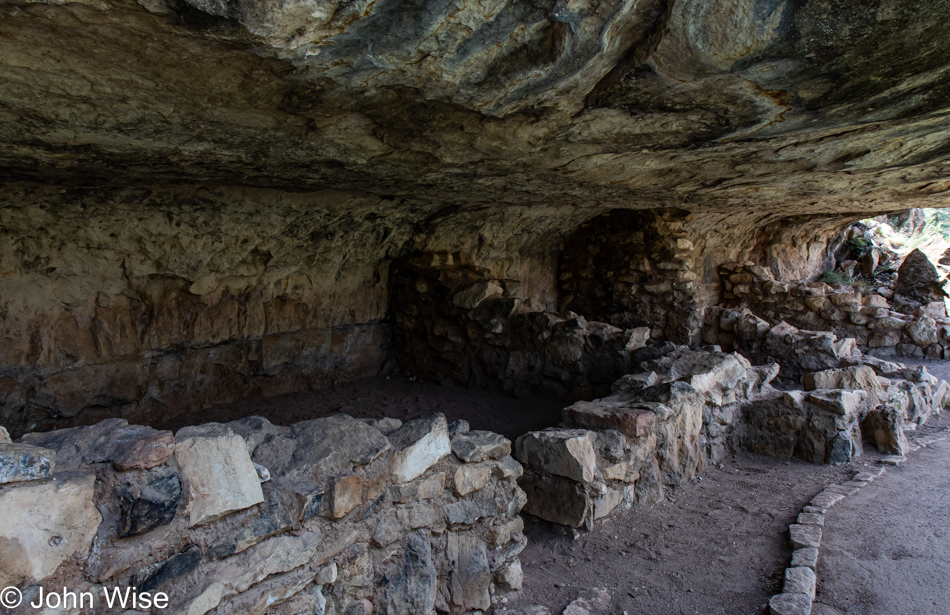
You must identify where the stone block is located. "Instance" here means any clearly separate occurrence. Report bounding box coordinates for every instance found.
[390,414,451,483]
[519,470,590,528]
[769,592,812,615]
[451,430,511,463]
[0,426,11,443]
[391,472,445,502]
[563,401,656,439]
[454,463,492,496]
[452,280,503,309]
[811,490,845,510]
[807,389,866,417]
[0,443,55,484]
[789,524,822,549]
[0,472,101,587]
[209,490,298,558]
[515,429,597,483]
[385,531,436,615]
[118,469,182,537]
[291,414,392,475]
[330,474,364,518]
[796,512,824,527]
[791,547,819,569]
[175,430,265,527]
[784,566,817,600]
[445,532,491,611]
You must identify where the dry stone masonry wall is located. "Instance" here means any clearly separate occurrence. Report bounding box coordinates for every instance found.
[391,251,654,401]
[0,413,527,615]
[557,209,702,345]
[707,260,950,361]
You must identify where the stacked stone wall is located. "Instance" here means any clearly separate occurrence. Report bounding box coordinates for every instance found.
[391,251,653,401]
[706,261,950,360]
[557,209,703,345]
[0,413,526,615]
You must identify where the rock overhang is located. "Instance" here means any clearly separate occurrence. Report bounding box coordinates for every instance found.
[0,0,949,211]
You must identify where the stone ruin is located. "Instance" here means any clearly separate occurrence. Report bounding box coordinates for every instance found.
[1,413,526,615]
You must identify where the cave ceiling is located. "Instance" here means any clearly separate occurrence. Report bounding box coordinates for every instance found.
[2,0,950,213]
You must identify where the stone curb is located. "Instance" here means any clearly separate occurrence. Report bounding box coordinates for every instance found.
[767,431,949,615]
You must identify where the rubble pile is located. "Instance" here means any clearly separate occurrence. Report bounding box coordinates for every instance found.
[0,414,526,615]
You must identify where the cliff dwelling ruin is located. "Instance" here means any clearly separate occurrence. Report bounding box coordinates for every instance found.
[2,1,950,614]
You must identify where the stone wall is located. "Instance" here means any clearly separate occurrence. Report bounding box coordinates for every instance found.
[0,413,526,615]
[390,251,654,401]
[557,209,702,345]
[705,260,950,361]
[513,347,779,528]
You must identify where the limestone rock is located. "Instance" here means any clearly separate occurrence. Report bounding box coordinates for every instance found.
[789,524,822,549]
[452,280,504,309]
[563,401,656,439]
[208,490,298,558]
[784,567,817,600]
[291,415,392,475]
[451,430,511,463]
[895,249,947,304]
[518,470,590,528]
[445,532,491,611]
[453,464,492,496]
[385,531,436,615]
[861,406,909,455]
[329,474,365,519]
[118,469,182,537]
[563,588,611,615]
[791,547,819,569]
[769,593,813,615]
[515,429,598,484]
[0,443,55,484]
[0,471,101,587]
[0,426,10,443]
[907,317,939,346]
[390,414,451,483]
[175,430,265,527]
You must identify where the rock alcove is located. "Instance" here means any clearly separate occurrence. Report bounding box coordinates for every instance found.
[3,0,950,614]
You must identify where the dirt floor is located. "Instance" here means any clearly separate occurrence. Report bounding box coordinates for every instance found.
[503,452,857,615]
[157,376,566,439]
[813,415,950,615]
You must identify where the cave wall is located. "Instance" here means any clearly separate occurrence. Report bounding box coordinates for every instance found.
[0,184,408,434]
[0,182,603,434]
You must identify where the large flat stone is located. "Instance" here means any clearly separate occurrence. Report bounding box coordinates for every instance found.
[389,414,451,483]
[175,430,265,527]
[514,429,597,483]
[0,442,55,484]
[0,471,101,587]
[291,414,392,475]
[451,430,511,463]
[563,401,656,439]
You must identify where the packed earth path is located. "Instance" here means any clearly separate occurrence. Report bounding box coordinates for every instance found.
[813,416,950,615]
